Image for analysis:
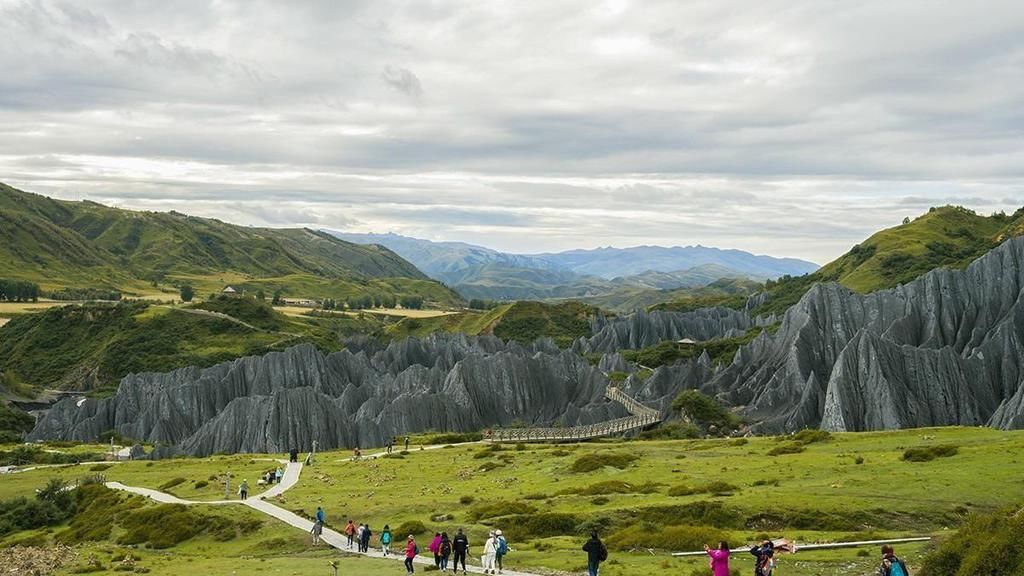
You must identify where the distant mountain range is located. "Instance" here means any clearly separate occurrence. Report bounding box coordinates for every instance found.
[325,231,819,303]
[0,183,460,305]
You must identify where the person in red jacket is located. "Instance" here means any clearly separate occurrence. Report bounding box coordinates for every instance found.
[405,535,418,574]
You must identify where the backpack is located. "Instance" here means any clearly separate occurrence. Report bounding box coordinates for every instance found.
[382,531,391,545]
[497,537,508,556]
[598,542,608,562]
[441,540,452,555]
[889,559,908,576]
[414,544,420,556]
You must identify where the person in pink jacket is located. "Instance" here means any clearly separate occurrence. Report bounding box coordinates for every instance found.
[704,541,731,576]
[404,535,418,574]
[428,532,442,569]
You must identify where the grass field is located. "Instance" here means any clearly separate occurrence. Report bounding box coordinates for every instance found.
[3,427,1018,576]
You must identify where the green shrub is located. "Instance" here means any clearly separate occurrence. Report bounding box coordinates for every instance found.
[524,493,548,500]
[420,432,484,445]
[668,481,739,497]
[921,508,1024,576]
[478,461,505,472]
[88,464,113,472]
[565,480,662,496]
[903,444,959,462]
[467,501,538,522]
[607,523,727,552]
[194,481,209,489]
[767,443,805,456]
[671,391,741,434]
[459,495,475,505]
[118,504,207,549]
[591,497,610,506]
[570,452,638,473]
[637,502,744,530]
[158,478,186,491]
[394,520,428,537]
[503,513,580,540]
[790,429,832,444]
[638,423,700,440]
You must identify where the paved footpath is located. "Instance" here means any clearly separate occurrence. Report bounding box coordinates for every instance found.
[106,446,542,576]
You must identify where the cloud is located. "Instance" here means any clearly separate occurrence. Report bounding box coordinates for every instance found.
[1,0,1023,263]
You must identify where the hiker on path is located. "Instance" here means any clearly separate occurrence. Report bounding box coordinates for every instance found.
[381,524,393,556]
[429,532,442,568]
[705,541,730,576]
[275,466,284,484]
[361,524,373,553]
[452,528,469,575]
[482,530,498,574]
[877,545,910,576]
[238,479,249,500]
[404,435,410,451]
[345,520,356,549]
[405,535,418,574]
[495,529,508,574]
[751,540,775,576]
[582,530,607,576]
[289,448,298,463]
[386,439,393,454]
[357,524,365,552]
[439,532,452,572]
[310,518,323,545]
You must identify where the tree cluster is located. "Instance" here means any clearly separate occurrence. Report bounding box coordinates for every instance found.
[0,280,39,302]
[468,298,499,310]
[399,295,424,310]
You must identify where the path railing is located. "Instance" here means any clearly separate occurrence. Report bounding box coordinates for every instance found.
[488,386,662,443]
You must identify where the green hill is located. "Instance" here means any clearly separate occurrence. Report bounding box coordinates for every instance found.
[0,297,385,394]
[386,300,602,347]
[0,182,461,305]
[755,206,1024,316]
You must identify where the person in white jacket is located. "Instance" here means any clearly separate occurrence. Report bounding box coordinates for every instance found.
[481,530,498,574]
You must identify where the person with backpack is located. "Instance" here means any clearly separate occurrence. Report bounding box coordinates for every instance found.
[345,520,355,549]
[495,529,508,574]
[238,479,249,500]
[704,541,731,576]
[877,545,910,576]
[315,507,325,526]
[361,524,373,553]
[356,524,365,552]
[751,540,775,576]
[452,528,469,575]
[381,524,393,556]
[310,518,323,545]
[405,535,418,574]
[582,530,607,576]
[482,530,499,574]
[429,532,443,568]
[439,532,452,572]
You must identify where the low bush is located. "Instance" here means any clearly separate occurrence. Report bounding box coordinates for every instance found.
[903,444,959,462]
[478,462,505,472]
[637,501,745,530]
[524,493,548,500]
[570,452,638,473]
[672,390,741,434]
[118,504,207,549]
[668,481,739,497]
[920,507,1024,576]
[420,432,484,445]
[158,478,186,491]
[394,520,428,537]
[790,429,832,444]
[638,423,700,440]
[459,495,475,505]
[607,523,727,552]
[767,443,805,456]
[503,513,580,540]
[194,481,209,490]
[474,445,503,459]
[467,501,538,522]
[591,497,610,505]
[88,464,113,472]
[564,480,662,496]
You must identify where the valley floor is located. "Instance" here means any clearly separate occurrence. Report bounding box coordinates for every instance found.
[1,427,1020,576]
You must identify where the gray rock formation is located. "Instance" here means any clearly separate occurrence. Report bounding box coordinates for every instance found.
[709,236,1024,432]
[586,307,759,352]
[30,334,629,456]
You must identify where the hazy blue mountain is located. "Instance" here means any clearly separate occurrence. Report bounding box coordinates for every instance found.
[536,245,818,279]
[324,231,818,302]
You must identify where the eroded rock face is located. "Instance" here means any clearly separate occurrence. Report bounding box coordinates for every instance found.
[709,237,1024,432]
[30,335,632,456]
[586,307,759,352]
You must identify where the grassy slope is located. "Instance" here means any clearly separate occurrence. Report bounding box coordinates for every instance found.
[2,428,1015,576]
[0,182,461,305]
[0,297,387,393]
[754,206,1024,316]
[385,301,600,347]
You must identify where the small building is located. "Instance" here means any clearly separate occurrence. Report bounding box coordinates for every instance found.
[677,338,698,346]
[222,286,238,296]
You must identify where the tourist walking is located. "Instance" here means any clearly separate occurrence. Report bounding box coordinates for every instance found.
[582,530,607,576]
[482,530,498,574]
[310,518,323,545]
[404,435,410,451]
[345,520,356,549]
[357,524,365,551]
[495,529,508,574]
[877,545,910,576]
[361,524,373,553]
[238,479,249,500]
[429,532,442,568]
[452,528,469,575]
[439,532,452,572]
[705,541,730,576]
[289,448,298,463]
[275,466,284,484]
[751,540,775,576]
[381,524,393,556]
[386,438,393,454]
[315,506,326,526]
[405,535,418,574]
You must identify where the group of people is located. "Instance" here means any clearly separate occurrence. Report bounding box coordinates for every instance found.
[261,466,283,485]
[384,435,411,454]
[705,540,911,576]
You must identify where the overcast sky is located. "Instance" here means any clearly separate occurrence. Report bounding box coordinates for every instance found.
[2,0,1023,264]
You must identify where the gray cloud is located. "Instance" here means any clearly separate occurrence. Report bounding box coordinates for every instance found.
[1,0,1023,263]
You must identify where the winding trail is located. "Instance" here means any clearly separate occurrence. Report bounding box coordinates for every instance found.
[105,446,541,576]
